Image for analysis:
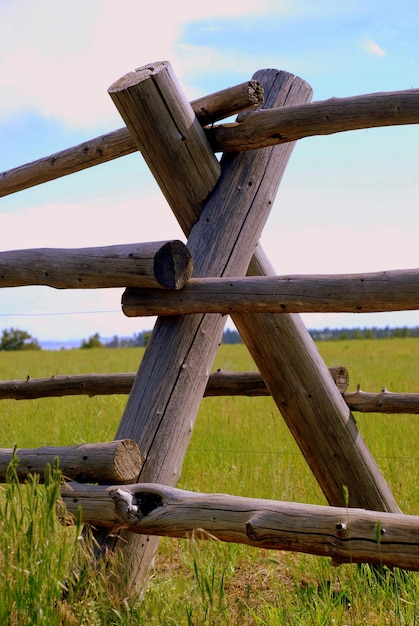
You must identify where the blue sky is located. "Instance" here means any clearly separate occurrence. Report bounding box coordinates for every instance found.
[0,0,418,343]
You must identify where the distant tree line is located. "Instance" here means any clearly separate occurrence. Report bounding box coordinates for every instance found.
[0,328,41,351]
[105,331,153,348]
[2,326,419,351]
[103,326,419,347]
[308,326,419,341]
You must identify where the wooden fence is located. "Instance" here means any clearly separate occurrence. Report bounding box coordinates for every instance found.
[1,60,419,590]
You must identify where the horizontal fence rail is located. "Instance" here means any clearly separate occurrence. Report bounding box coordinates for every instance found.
[0,367,347,399]
[0,80,264,197]
[1,89,417,197]
[60,482,419,571]
[122,268,419,316]
[0,240,192,290]
[207,89,419,151]
[2,369,419,414]
[0,440,142,484]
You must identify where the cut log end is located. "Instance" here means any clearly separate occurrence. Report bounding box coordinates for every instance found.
[154,240,193,290]
[247,80,265,106]
[329,366,349,394]
[113,439,143,484]
[108,62,169,93]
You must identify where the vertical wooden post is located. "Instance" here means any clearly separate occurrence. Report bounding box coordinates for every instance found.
[103,64,310,588]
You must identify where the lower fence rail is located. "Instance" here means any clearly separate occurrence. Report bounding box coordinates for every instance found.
[60,481,419,571]
[2,370,419,414]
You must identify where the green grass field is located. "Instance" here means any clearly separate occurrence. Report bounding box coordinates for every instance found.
[0,338,418,624]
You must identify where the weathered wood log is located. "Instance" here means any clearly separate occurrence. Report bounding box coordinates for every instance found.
[210,367,350,395]
[233,246,399,512]
[0,78,262,198]
[0,440,142,484]
[0,366,349,399]
[344,388,419,414]
[189,78,264,126]
[105,64,401,586]
[206,89,419,151]
[122,268,419,315]
[61,482,419,571]
[0,241,192,290]
[108,61,221,235]
[0,373,137,399]
[2,87,417,197]
[99,65,313,588]
[4,371,419,414]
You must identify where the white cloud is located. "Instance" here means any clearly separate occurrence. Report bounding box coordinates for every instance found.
[1,191,183,251]
[361,39,386,57]
[0,189,182,339]
[0,0,376,129]
[1,0,417,342]
[0,0,278,129]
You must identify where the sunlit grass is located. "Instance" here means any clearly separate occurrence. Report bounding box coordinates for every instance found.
[0,339,418,623]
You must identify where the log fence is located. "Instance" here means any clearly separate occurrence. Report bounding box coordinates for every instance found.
[3,369,419,414]
[0,240,192,290]
[2,87,417,196]
[122,269,419,316]
[0,365,349,399]
[60,482,419,571]
[1,60,419,590]
[0,440,142,484]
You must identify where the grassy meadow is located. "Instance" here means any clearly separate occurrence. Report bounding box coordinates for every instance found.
[0,338,418,624]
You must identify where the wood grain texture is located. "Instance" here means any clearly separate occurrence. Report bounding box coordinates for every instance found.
[232,246,399,512]
[0,366,349,398]
[62,482,419,570]
[186,79,264,126]
[4,371,419,414]
[0,79,262,197]
[122,268,419,315]
[0,241,192,290]
[0,440,142,484]
[116,66,398,518]
[3,87,416,196]
[206,89,419,151]
[108,61,221,235]
[100,66,312,587]
[344,389,419,414]
[108,62,221,235]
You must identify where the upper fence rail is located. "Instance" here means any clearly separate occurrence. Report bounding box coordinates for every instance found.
[1,87,418,197]
[0,80,264,197]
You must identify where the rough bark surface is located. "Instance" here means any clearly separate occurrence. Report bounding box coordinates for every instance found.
[0,80,263,197]
[0,440,142,484]
[0,367,349,399]
[206,89,419,151]
[0,241,192,290]
[62,482,419,571]
[122,268,419,314]
[101,65,312,588]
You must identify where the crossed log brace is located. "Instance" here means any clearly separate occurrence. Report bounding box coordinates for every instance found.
[88,62,400,586]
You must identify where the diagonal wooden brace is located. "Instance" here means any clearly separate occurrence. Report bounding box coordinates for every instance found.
[238,247,399,511]
[104,62,398,589]
[101,62,312,587]
[116,62,398,512]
